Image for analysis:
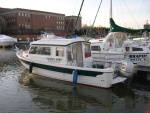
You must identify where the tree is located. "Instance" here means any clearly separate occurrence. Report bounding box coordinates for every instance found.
[0,16,7,34]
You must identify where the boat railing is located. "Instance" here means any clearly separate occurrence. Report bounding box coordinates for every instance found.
[67,60,112,69]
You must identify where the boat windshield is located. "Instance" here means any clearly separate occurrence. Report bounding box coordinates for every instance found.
[114,33,128,48]
[105,32,128,48]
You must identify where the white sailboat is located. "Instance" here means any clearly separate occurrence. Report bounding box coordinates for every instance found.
[90,0,150,77]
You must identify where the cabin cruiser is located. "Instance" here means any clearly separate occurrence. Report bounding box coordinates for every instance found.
[0,35,17,47]
[16,33,126,88]
[90,32,149,77]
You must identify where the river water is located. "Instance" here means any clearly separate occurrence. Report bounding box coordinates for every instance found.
[0,48,150,113]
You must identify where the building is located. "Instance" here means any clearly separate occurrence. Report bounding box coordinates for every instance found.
[144,23,150,29]
[0,7,11,13]
[0,8,65,38]
[65,16,82,33]
[0,7,82,39]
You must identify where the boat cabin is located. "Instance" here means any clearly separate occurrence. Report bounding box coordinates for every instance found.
[26,37,93,68]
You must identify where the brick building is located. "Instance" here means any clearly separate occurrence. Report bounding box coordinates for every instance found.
[0,8,65,37]
[144,23,150,29]
[65,16,82,33]
[0,7,82,38]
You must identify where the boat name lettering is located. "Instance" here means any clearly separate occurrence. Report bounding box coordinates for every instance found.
[47,57,62,63]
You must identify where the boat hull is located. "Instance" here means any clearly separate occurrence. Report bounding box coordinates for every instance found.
[16,47,126,89]
[0,41,16,46]
[20,59,114,88]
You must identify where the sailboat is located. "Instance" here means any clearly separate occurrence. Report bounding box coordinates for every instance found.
[90,0,150,77]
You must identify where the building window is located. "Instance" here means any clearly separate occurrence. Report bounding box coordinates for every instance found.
[28,14,30,17]
[18,13,21,16]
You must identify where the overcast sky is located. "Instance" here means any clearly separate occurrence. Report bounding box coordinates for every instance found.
[1,0,150,29]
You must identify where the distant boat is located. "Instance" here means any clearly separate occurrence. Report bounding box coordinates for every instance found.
[0,35,17,47]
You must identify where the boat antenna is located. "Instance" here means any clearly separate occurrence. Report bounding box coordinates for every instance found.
[72,0,84,36]
[88,0,102,37]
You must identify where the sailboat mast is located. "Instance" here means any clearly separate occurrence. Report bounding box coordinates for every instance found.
[88,0,102,37]
[72,0,84,35]
[110,0,112,18]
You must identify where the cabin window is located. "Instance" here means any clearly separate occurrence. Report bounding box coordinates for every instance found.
[115,33,128,48]
[132,47,143,51]
[72,43,77,60]
[56,47,64,57]
[106,34,114,43]
[67,45,72,61]
[42,47,51,55]
[29,46,37,54]
[91,46,101,51]
[29,46,51,55]
[85,43,91,58]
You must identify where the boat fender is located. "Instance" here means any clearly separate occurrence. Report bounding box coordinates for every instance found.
[72,70,78,83]
[29,63,33,73]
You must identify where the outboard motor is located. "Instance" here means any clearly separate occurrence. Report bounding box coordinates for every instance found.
[119,60,135,77]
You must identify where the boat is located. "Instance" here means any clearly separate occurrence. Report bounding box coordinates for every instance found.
[90,32,149,64]
[0,34,17,47]
[16,33,126,88]
[90,0,150,77]
[90,32,150,77]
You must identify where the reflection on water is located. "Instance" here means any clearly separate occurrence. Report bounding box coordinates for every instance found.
[19,69,136,113]
[0,48,150,113]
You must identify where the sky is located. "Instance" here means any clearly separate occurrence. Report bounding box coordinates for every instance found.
[1,0,150,29]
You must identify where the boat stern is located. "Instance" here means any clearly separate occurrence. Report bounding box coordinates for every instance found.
[111,76,127,85]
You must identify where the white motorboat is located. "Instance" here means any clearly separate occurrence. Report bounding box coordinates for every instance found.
[0,35,17,47]
[90,32,149,77]
[16,33,126,88]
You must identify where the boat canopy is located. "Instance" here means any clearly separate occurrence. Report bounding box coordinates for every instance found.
[110,18,150,33]
[30,36,86,46]
[103,32,128,48]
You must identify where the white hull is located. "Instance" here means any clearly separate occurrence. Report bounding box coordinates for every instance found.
[0,41,16,46]
[17,51,126,88]
[0,35,17,47]
[20,61,114,88]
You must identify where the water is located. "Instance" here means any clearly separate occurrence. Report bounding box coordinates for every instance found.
[0,48,150,113]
